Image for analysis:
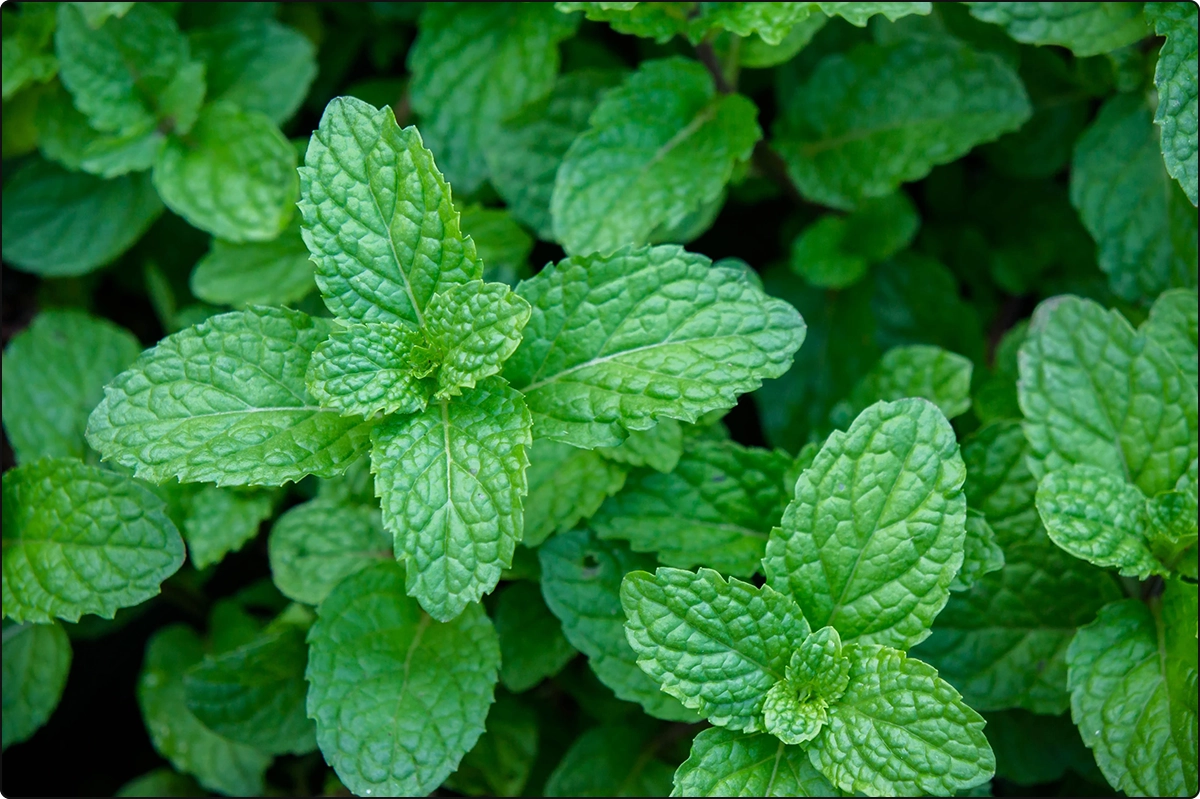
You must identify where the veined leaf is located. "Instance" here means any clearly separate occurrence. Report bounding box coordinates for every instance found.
[543,722,676,797]
[190,219,316,308]
[267,499,391,606]
[444,691,539,797]
[1147,2,1199,206]
[305,321,430,418]
[425,281,532,399]
[596,418,684,473]
[672,727,841,797]
[966,2,1151,56]
[1142,288,1199,387]
[829,344,972,430]
[524,438,627,548]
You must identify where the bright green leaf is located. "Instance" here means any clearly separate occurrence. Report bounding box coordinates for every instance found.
[1147,2,1198,205]
[966,2,1151,56]
[267,499,391,606]
[596,419,684,474]
[829,344,973,430]
[305,321,430,418]
[1142,288,1199,387]
[2,3,58,100]
[672,727,841,797]
[950,510,1005,592]
[167,483,275,570]
[425,281,533,399]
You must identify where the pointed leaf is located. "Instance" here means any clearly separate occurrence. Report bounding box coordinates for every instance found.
[672,727,841,797]
[425,281,532,399]
[1147,2,1199,205]
[305,321,430,418]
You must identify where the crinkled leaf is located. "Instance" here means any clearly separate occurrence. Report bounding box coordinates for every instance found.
[552,57,760,255]
[764,398,968,651]
[774,37,1030,209]
[554,2,690,43]
[966,2,1151,57]
[672,727,841,797]
[950,510,1005,592]
[34,82,165,178]
[524,439,627,548]
[2,459,185,624]
[818,2,933,26]
[593,439,791,578]
[444,691,539,797]
[1142,288,1199,387]
[298,96,482,326]
[495,581,577,693]
[2,621,72,750]
[165,483,275,570]
[305,561,500,797]
[2,3,58,100]
[1147,2,1199,205]
[86,307,375,487]
[306,321,430,418]
[425,281,532,399]
[621,567,811,730]
[370,377,532,622]
[267,499,391,606]
[505,245,806,448]
[190,219,316,308]
[596,419,684,473]
[763,627,850,745]
[830,344,973,430]
[544,722,676,797]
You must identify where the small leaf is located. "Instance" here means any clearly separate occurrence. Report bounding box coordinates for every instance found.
[949,510,1005,592]
[2,621,72,750]
[596,418,684,473]
[190,219,316,308]
[267,499,391,606]
[2,3,57,100]
[830,344,973,430]
[1142,288,1199,387]
[425,280,532,399]
[305,321,430,418]
[1146,2,1198,206]
[763,627,850,745]
[167,483,275,570]
[672,727,841,797]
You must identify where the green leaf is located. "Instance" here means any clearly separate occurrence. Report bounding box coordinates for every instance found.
[444,691,539,797]
[959,421,1041,547]
[764,398,967,651]
[973,323,1027,425]
[1018,295,1198,497]
[829,344,973,431]
[523,439,627,548]
[409,2,578,194]
[183,612,315,755]
[551,57,760,255]
[818,2,933,26]
[188,18,316,125]
[1067,583,1199,797]
[495,581,577,693]
[138,625,272,796]
[593,439,791,578]
[167,483,275,570]
[810,643,995,796]
[1142,288,1199,387]
[115,768,204,798]
[505,245,806,448]
[190,219,316,308]
[2,621,72,750]
[2,458,185,624]
[544,723,676,797]
[694,3,815,44]
[1147,2,1198,206]
[621,567,811,730]
[298,96,483,326]
[1,157,163,277]
[539,528,700,721]
[789,191,920,290]
[153,103,298,243]
[672,727,841,797]
[86,307,375,487]
[54,3,205,135]
[459,205,535,285]
[370,378,532,622]
[2,3,58,100]
[596,419,685,474]
[966,2,1151,56]
[554,2,690,42]
[305,561,501,797]
[35,82,166,178]
[762,627,850,745]
[773,37,1030,209]
[305,321,430,418]
[950,510,1005,592]
[740,14,829,69]
[1071,95,1198,300]
[486,69,625,240]
[2,310,141,465]
[71,3,135,28]
[267,499,391,606]
[426,281,533,399]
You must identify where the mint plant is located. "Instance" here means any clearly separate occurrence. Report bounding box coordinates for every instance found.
[2,2,1197,797]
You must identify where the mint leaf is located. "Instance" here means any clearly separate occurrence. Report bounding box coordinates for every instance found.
[596,419,685,473]
[554,2,689,43]
[495,581,577,693]
[115,768,203,798]
[298,96,483,326]
[790,191,920,289]
[1143,288,1199,387]
[966,2,1151,56]
[830,344,973,430]
[818,2,933,26]
[138,625,272,796]
[370,377,532,622]
[153,102,298,243]
[2,458,185,624]
[950,510,1005,592]
[166,483,276,570]
[188,18,316,124]
[444,691,539,797]
[973,322,1027,425]
[764,398,968,651]
[621,566,811,730]
[190,219,316,308]
[774,37,1029,209]
[425,280,532,399]
[2,310,141,465]
[86,307,375,487]
[551,57,760,255]
[1018,295,1197,498]
[693,3,815,44]
[505,245,806,448]
[1,157,163,277]
[1067,583,1199,797]
[810,643,994,796]
[35,82,164,178]
[267,499,391,606]
[305,321,430,418]
[1071,95,1198,300]
[762,627,850,745]
[305,561,501,797]
[592,439,791,577]
[2,621,72,750]
[2,3,57,100]
[1147,2,1198,205]
[539,528,700,721]
[71,3,135,29]
[544,722,676,797]
[672,727,841,797]
[523,438,627,547]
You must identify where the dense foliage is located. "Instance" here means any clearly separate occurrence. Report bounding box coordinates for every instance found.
[2,2,1197,797]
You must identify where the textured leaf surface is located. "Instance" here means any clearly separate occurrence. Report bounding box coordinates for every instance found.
[87,307,375,486]
[2,621,72,750]
[267,499,390,606]
[764,398,967,651]
[763,627,849,745]
[305,321,429,418]
[830,344,972,430]
[551,57,760,255]
[1,158,162,277]
[171,484,275,570]
[950,511,1005,592]
[966,2,1150,56]
[811,643,995,796]
[495,581,577,693]
[539,528,699,721]
[2,310,141,464]
[138,625,272,796]
[621,567,811,730]
[34,82,165,178]
[672,727,841,797]
[505,246,806,448]
[593,439,791,577]
[596,419,685,473]
[1071,95,1198,300]
[2,459,184,624]
[544,723,676,797]
[154,103,298,243]
[370,378,532,621]
[425,281,532,398]
[523,439,627,547]
[1143,288,1199,387]
[305,561,500,797]
[1147,2,1199,205]
[1018,295,1197,498]
[443,692,538,797]
[298,96,482,326]
[774,37,1029,209]
[554,2,690,42]
[190,220,316,308]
